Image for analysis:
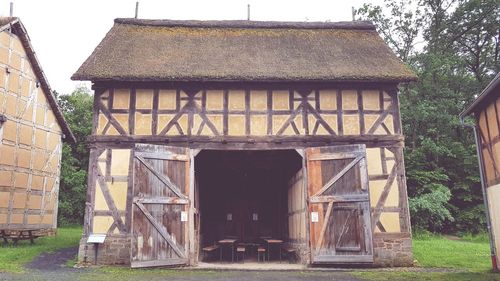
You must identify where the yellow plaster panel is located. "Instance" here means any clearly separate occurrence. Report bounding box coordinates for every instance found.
[250,115,267,135]
[94,182,109,211]
[107,127,120,136]
[92,216,113,234]
[342,90,358,110]
[319,114,338,135]
[114,114,129,134]
[134,113,152,135]
[343,115,360,135]
[294,115,305,135]
[27,215,41,224]
[0,214,6,224]
[14,172,28,188]
[273,115,295,135]
[0,171,12,186]
[41,214,53,225]
[136,89,154,109]
[228,90,246,111]
[0,70,6,89]
[272,90,289,110]
[19,124,33,145]
[34,151,48,171]
[108,181,128,211]
[0,144,15,166]
[111,149,131,176]
[35,128,47,149]
[21,102,33,122]
[11,214,23,224]
[10,53,21,72]
[47,133,60,151]
[17,148,31,169]
[206,90,223,110]
[486,103,499,137]
[250,90,267,111]
[228,115,245,136]
[35,105,45,125]
[206,114,223,133]
[4,93,17,116]
[379,213,400,232]
[0,32,9,47]
[363,90,380,110]
[20,78,30,97]
[494,142,500,175]
[28,195,42,209]
[193,114,203,135]
[3,119,17,141]
[366,148,382,175]
[112,89,130,109]
[382,115,394,134]
[158,90,176,110]
[32,175,44,190]
[0,47,7,65]
[369,180,385,207]
[364,114,378,133]
[385,180,399,207]
[177,114,188,135]
[319,90,337,110]
[0,192,9,208]
[96,114,107,135]
[13,192,26,208]
[487,184,500,264]
[8,72,19,94]
[158,114,174,133]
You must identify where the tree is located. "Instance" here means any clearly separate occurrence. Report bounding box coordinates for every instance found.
[57,87,93,225]
[357,0,499,233]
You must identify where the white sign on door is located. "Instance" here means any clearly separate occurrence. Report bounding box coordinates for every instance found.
[252,213,258,221]
[311,212,319,223]
[181,211,188,222]
[226,213,232,221]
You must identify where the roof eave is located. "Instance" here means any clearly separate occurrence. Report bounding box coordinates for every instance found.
[460,72,500,118]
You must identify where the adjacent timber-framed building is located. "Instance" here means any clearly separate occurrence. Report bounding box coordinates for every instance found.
[460,72,500,270]
[0,17,75,234]
[73,18,417,267]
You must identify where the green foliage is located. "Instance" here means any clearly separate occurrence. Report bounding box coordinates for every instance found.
[357,0,499,233]
[57,87,93,226]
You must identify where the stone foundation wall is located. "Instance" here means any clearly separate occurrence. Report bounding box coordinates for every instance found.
[373,234,413,267]
[77,234,131,265]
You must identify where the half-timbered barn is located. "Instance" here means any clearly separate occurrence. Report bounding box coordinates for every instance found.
[73,18,417,268]
[460,72,500,270]
[0,17,75,237]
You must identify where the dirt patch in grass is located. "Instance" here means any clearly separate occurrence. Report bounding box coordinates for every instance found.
[26,246,78,271]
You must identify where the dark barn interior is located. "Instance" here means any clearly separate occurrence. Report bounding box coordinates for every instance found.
[195,150,303,261]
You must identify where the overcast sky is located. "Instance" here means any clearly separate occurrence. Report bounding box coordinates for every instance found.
[3,0,379,94]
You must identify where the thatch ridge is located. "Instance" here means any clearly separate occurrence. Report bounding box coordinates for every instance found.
[73,18,417,83]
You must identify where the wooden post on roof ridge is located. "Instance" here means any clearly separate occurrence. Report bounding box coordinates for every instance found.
[247,4,250,21]
[352,7,355,21]
[9,2,13,17]
[135,2,139,19]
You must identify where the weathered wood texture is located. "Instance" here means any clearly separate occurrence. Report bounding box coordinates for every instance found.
[131,144,190,268]
[287,168,306,243]
[0,28,62,230]
[306,144,374,263]
[477,95,500,187]
[91,85,400,142]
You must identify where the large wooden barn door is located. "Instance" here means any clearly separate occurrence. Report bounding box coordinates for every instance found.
[306,144,373,264]
[131,144,191,268]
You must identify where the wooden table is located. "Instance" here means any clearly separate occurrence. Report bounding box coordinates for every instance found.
[0,229,41,246]
[218,239,237,262]
[263,239,283,261]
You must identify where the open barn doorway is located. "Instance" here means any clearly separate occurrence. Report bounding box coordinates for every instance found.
[195,150,305,265]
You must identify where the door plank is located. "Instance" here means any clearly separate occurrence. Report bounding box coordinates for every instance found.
[312,155,363,197]
[135,155,187,199]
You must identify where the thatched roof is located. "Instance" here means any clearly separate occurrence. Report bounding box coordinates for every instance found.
[72,18,417,83]
[0,17,75,142]
[460,72,500,117]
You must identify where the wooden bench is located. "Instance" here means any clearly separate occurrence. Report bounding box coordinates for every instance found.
[202,245,220,261]
[281,245,297,263]
[0,230,44,246]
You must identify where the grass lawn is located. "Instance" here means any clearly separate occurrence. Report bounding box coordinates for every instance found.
[0,226,82,273]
